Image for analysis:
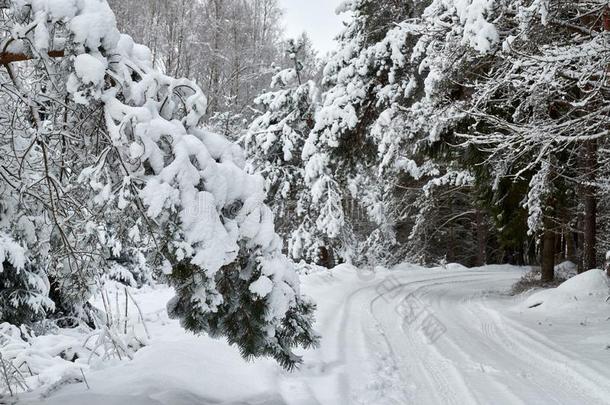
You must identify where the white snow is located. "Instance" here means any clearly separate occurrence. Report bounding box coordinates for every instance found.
[556,269,609,295]
[14,264,610,404]
[454,0,499,53]
[249,276,274,298]
[73,54,107,85]
[523,269,610,315]
[0,232,27,272]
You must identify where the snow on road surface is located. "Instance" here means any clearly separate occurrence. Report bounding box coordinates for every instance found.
[19,265,610,405]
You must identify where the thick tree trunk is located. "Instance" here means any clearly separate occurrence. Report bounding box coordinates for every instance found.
[541,226,555,282]
[582,139,597,272]
[318,246,334,269]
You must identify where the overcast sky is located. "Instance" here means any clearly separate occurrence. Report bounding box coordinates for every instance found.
[279,0,346,55]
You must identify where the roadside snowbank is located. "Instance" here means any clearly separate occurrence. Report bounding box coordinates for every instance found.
[522,269,609,315]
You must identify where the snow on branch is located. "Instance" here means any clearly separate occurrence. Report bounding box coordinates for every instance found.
[0,0,318,369]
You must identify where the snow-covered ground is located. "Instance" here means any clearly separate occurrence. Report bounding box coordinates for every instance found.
[14,264,610,405]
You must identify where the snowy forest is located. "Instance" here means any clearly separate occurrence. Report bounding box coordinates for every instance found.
[1,0,610,404]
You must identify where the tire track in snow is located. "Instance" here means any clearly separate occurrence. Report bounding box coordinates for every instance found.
[490,308,610,404]
[367,272,501,404]
[281,267,610,405]
[409,273,610,405]
[281,272,482,404]
[439,278,580,404]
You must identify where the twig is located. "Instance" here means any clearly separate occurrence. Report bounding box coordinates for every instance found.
[80,369,90,390]
[125,289,151,339]
[0,353,14,396]
[124,288,129,335]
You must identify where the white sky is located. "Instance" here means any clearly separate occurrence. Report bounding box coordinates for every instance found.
[279,0,346,55]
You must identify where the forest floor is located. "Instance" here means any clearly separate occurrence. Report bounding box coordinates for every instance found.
[16,264,610,405]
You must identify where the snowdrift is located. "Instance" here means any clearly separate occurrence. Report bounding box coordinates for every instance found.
[522,270,610,315]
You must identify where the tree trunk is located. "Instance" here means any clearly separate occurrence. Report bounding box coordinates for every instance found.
[566,231,576,262]
[318,246,334,269]
[558,232,566,262]
[582,139,597,272]
[555,232,563,262]
[447,198,455,263]
[583,193,597,271]
[475,209,487,266]
[541,226,555,282]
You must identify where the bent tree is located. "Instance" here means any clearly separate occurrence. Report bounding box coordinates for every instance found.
[0,0,317,369]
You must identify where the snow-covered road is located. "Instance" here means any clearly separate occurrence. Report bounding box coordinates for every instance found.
[283,266,610,405]
[21,265,610,405]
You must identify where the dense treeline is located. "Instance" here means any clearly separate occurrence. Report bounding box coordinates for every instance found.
[248,0,610,281]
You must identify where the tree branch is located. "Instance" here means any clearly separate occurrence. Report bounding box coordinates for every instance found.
[0,50,65,65]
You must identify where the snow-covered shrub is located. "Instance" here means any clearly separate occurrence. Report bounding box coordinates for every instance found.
[0,316,145,397]
[510,268,566,295]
